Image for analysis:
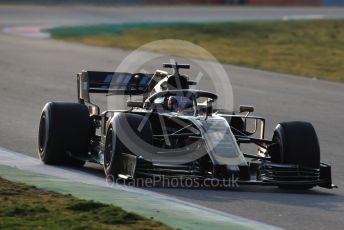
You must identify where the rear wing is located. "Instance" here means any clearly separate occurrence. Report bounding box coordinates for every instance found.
[78,70,152,94]
[77,70,153,114]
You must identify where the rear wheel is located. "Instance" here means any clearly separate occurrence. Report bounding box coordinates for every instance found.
[271,121,320,189]
[38,102,90,166]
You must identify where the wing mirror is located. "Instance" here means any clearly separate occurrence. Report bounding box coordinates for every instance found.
[239,105,256,135]
[239,105,254,113]
[127,101,144,108]
[205,99,214,120]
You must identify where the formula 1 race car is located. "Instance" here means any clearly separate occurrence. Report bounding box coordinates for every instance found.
[38,62,335,189]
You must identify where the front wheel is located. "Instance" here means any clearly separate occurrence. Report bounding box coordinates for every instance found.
[271,121,320,190]
[104,113,152,178]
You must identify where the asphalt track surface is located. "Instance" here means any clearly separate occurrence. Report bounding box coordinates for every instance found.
[0,5,344,230]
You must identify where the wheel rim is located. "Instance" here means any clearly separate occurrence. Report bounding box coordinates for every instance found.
[273,135,283,162]
[104,128,114,168]
[38,113,47,153]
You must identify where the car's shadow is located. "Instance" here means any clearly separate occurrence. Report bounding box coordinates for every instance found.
[72,163,343,212]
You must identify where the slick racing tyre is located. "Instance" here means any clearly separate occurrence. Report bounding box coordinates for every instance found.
[38,102,90,167]
[104,113,152,178]
[272,121,320,189]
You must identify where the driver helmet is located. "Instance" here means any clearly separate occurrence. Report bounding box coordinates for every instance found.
[167,96,179,111]
[167,96,192,112]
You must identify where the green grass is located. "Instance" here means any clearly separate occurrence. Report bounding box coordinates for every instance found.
[48,22,196,37]
[0,177,173,230]
[48,20,344,82]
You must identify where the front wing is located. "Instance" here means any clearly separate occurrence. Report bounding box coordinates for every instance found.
[114,153,336,189]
